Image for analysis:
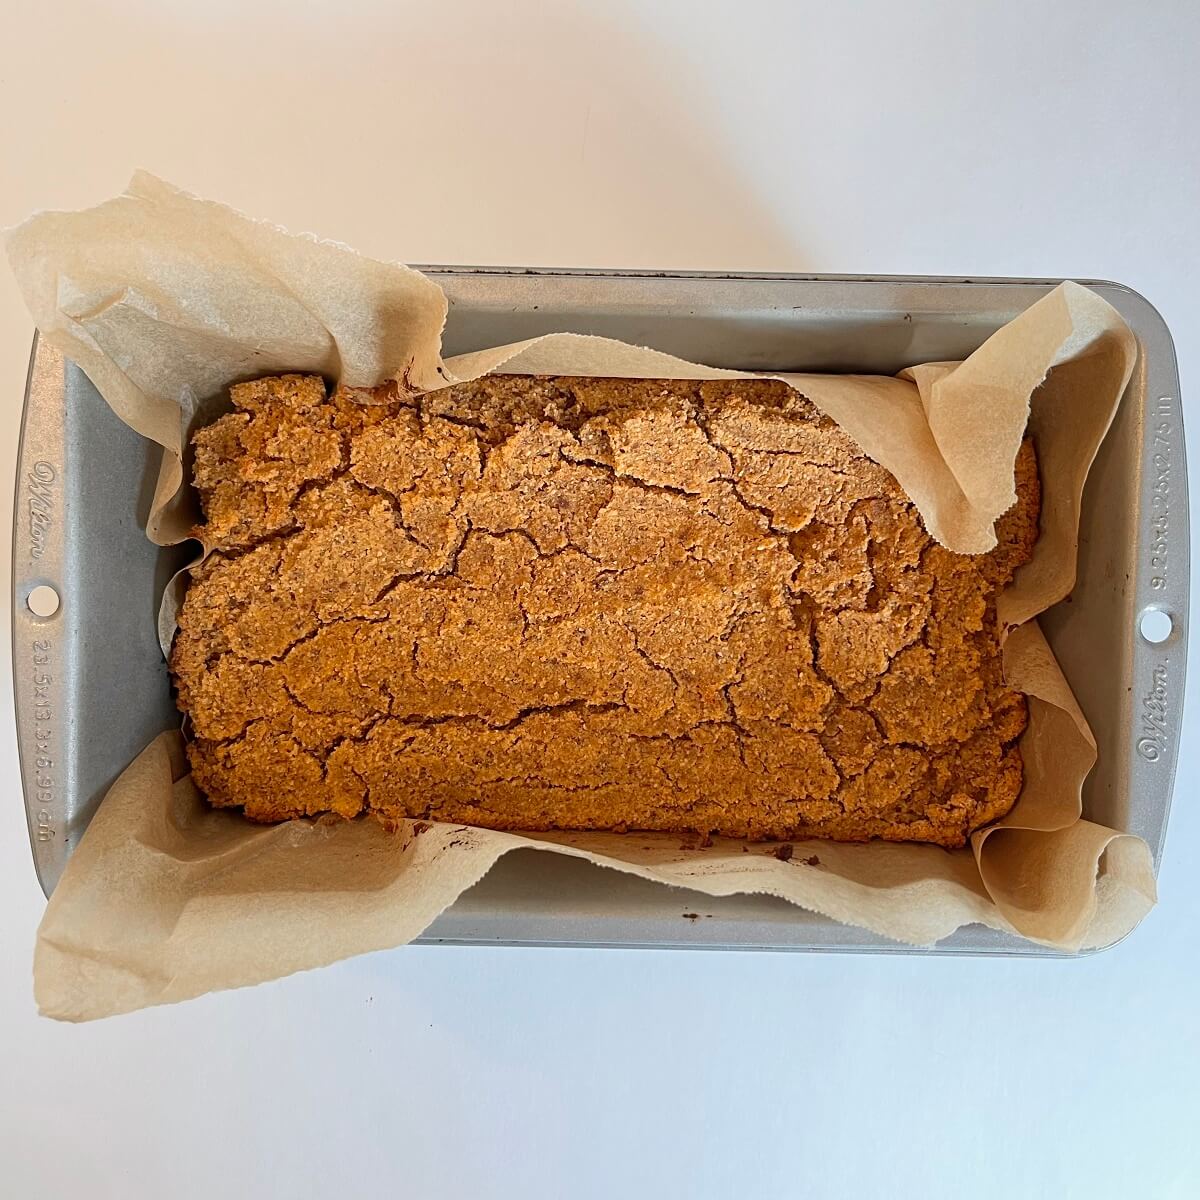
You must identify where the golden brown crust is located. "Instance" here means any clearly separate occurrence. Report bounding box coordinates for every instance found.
[172,373,1041,847]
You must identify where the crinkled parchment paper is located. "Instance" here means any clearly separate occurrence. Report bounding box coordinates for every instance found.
[7,174,1155,1021]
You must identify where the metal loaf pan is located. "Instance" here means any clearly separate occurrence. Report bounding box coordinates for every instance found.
[12,272,1188,954]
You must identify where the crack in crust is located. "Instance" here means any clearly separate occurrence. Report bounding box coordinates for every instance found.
[172,373,1041,846]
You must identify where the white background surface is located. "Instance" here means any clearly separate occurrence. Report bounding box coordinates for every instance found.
[2,2,1198,1197]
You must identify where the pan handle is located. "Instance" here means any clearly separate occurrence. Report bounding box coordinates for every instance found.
[12,335,73,896]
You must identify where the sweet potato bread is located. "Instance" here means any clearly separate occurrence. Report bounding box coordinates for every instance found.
[171,373,1040,847]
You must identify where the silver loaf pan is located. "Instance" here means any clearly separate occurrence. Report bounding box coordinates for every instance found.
[11,271,1189,954]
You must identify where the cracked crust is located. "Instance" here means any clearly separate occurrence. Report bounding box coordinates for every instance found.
[171,373,1041,848]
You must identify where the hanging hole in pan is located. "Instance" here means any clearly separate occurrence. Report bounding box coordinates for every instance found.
[1138,607,1173,645]
[27,584,60,618]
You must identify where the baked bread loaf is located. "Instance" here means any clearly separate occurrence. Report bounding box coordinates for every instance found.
[171,373,1040,848]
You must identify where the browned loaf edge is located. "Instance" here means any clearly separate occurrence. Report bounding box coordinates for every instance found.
[171,373,1040,848]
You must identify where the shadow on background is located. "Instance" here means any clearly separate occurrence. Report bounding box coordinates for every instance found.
[387,0,810,272]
